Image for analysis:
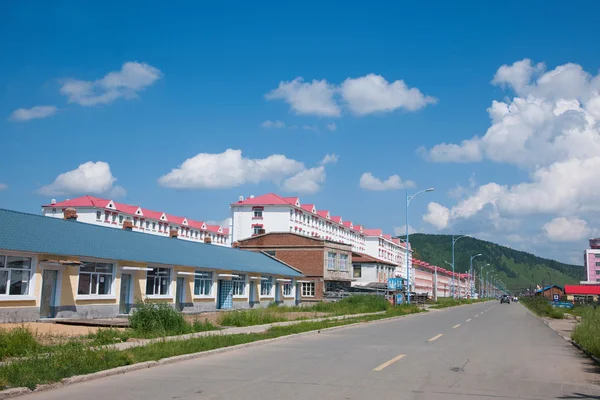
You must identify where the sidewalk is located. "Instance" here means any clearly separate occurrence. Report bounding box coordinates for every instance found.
[108,311,387,351]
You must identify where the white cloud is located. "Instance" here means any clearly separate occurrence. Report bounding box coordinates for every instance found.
[320,153,338,165]
[0,184,7,191]
[260,120,286,128]
[543,217,593,242]
[265,77,340,117]
[158,149,305,189]
[359,172,415,191]
[205,218,232,228]
[38,161,125,197]
[420,139,482,163]
[394,225,417,236]
[10,106,58,122]
[282,166,326,194]
[266,74,435,117]
[326,122,337,131]
[60,62,161,106]
[302,125,319,132]
[423,202,450,230]
[491,58,545,94]
[340,74,437,115]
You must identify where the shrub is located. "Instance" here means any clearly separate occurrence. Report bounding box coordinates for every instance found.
[0,327,40,360]
[129,302,191,337]
[521,296,563,318]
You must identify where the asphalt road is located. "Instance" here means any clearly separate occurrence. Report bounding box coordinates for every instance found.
[21,301,600,399]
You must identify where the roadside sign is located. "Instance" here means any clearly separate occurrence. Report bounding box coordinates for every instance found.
[552,301,574,309]
[388,278,403,290]
[553,294,559,301]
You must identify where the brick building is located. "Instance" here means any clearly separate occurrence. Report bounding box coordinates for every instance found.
[235,232,352,302]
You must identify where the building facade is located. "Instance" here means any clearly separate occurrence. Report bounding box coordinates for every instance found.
[351,252,397,287]
[584,238,600,283]
[230,193,412,279]
[235,232,353,302]
[0,208,301,322]
[42,196,230,247]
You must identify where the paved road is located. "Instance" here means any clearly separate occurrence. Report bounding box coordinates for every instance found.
[21,302,600,399]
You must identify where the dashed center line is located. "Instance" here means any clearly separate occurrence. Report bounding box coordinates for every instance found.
[453,324,461,329]
[373,354,406,371]
[466,318,472,322]
[428,334,443,342]
[474,315,479,318]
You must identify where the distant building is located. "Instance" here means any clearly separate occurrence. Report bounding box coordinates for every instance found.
[42,196,230,246]
[230,193,412,279]
[351,252,397,287]
[583,238,600,283]
[235,232,353,303]
[536,285,564,300]
[564,284,600,302]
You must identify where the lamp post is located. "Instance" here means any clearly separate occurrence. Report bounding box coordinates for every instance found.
[405,188,434,304]
[469,254,482,298]
[479,263,489,298]
[451,234,470,298]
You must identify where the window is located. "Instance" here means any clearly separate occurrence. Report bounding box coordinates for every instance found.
[104,211,110,221]
[596,262,600,267]
[152,222,156,230]
[261,277,273,296]
[253,226,263,235]
[283,282,293,296]
[77,262,113,296]
[353,265,362,278]
[146,267,171,296]
[145,221,150,229]
[119,215,124,224]
[96,211,102,220]
[0,255,32,296]
[194,271,213,296]
[596,253,600,258]
[302,282,315,297]
[232,275,246,296]
[253,208,263,218]
[339,254,348,271]
[327,252,337,270]
[264,250,276,256]
[111,213,117,223]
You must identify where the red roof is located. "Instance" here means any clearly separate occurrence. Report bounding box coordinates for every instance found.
[353,224,363,232]
[343,221,353,228]
[140,208,163,220]
[331,216,342,223]
[383,234,392,240]
[43,195,109,208]
[283,196,299,205]
[231,193,291,206]
[301,204,315,212]
[351,252,396,266]
[565,285,600,295]
[112,201,138,215]
[363,228,382,237]
[316,210,329,218]
[166,214,185,225]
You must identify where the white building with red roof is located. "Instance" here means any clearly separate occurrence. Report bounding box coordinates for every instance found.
[42,196,230,246]
[230,193,412,279]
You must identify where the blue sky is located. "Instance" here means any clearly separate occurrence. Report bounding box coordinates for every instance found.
[2,0,600,265]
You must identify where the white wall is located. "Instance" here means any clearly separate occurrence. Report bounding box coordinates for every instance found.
[231,205,292,243]
[351,263,378,286]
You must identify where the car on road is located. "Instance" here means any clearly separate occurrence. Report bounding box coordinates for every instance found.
[500,295,511,304]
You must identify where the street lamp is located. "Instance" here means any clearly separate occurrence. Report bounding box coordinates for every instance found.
[479,263,489,298]
[451,234,470,298]
[405,188,434,304]
[469,254,482,298]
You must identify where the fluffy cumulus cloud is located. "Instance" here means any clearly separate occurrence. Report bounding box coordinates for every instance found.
[60,62,161,106]
[38,161,125,197]
[10,106,58,122]
[158,149,334,194]
[340,74,437,115]
[543,217,593,242]
[393,224,417,236]
[265,78,340,117]
[266,74,435,117]
[419,59,600,258]
[359,172,415,191]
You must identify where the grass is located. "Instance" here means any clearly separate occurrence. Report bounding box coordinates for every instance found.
[572,307,600,358]
[429,298,489,309]
[0,304,422,390]
[0,327,41,360]
[520,296,565,319]
[217,309,289,327]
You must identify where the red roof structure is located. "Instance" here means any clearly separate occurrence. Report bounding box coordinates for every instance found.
[564,285,600,295]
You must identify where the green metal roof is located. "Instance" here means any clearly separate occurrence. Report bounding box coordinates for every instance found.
[0,209,302,277]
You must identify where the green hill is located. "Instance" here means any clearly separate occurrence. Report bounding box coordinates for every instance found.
[409,234,584,293]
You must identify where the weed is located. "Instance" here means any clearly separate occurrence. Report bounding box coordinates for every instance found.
[572,307,600,358]
[521,296,564,318]
[129,302,192,337]
[0,327,40,360]
[218,309,288,327]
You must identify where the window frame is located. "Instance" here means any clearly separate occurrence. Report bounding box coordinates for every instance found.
[260,276,273,297]
[76,260,116,300]
[0,253,35,299]
[252,207,263,219]
[283,281,293,297]
[301,282,315,297]
[353,265,362,278]
[339,254,348,271]
[232,275,247,297]
[327,252,337,270]
[145,267,173,298]
[193,271,214,298]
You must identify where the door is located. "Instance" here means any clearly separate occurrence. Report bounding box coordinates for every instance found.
[175,277,185,311]
[119,274,132,314]
[217,280,233,310]
[40,270,58,318]
[275,282,281,303]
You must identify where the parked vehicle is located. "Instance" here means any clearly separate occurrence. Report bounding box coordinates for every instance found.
[500,295,511,304]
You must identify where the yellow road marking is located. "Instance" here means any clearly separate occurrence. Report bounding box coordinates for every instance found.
[373,354,406,371]
[428,334,443,342]
[453,324,461,329]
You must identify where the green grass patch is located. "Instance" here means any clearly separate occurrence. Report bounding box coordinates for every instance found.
[429,298,488,309]
[521,296,565,318]
[0,304,423,390]
[572,307,600,358]
[0,327,41,361]
[217,309,289,327]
